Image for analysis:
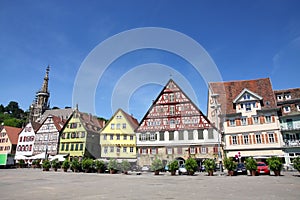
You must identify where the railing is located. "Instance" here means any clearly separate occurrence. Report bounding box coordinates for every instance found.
[283,140,300,147]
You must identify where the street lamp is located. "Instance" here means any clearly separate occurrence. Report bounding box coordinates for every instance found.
[210,94,223,175]
[45,124,50,160]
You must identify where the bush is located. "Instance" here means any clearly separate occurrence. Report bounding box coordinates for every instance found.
[223,157,237,171]
[266,156,283,172]
[62,160,70,171]
[81,158,94,172]
[42,160,51,171]
[71,158,81,172]
[185,158,198,174]
[150,157,163,172]
[108,158,119,171]
[203,158,216,173]
[94,160,106,173]
[293,156,300,172]
[168,160,179,172]
[51,159,60,170]
[245,157,257,171]
[121,160,131,173]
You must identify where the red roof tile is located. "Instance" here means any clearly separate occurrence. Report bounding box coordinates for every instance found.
[3,126,22,144]
[209,78,277,115]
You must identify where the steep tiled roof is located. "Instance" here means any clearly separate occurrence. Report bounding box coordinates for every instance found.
[209,78,277,115]
[31,122,41,132]
[38,108,74,123]
[3,126,22,144]
[274,88,300,99]
[119,109,139,130]
[77,111,105,133]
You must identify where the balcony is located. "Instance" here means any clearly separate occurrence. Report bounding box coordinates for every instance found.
[283,140,300,148]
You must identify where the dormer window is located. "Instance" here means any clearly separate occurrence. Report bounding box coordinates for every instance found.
[229,119,236,126]
[245,102,252,111]
[243,94,251,100]
[284,93,291,100]
[277,95,282,101]
[297,104,300,111]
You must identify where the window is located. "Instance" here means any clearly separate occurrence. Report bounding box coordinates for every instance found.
[268,133,275,143]
[123,147,127,153]
[70,144,74,151]
[142,148,147,155]
[198,130,204,139]
[110,146,114,153]
[177,147,182,154]
[169,94,175,102]
[79,143,83,150]
[111,124,115,129]
[65,144,69,151]
[159,132,164,141]
[265,116,271,123]
[201,147,207,154]
[277,95,282,101]
[130,147,134,153]
[179,131,184,140]
[104,147,108,154]
[253,116,259,124]
[230,119,235,126]
[169,106,175,115]
[61,143,65,151]
[110,135,114,140]
[116,123,120,129]
[297,104,300,111]
[232,136,237,145]
[81,132,85,138]
[190,147,195,154]
[244,94,250,100]
[151,148,156,155]
[243,135,249,144]
[150,133,156,141]
[130,135,134,140]
[241,118,247,126]
[122,123,126,129]
[123,135,127,140]
[169,131,174,141]
[284,106,291,113]
[116,147,120,153]
[284,93,291,100]
[116,134,120,140]
[167,147,173,155]
[245,102,251,111]
[256,134,262,144]
[75,143,79,151]
[188,131,194,140]
[141,133,146,141]
[103,134,107,140]
[208,129,214,139]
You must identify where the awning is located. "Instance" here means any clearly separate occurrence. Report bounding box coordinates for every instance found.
[49,154,68,162]
[14,154,29,160]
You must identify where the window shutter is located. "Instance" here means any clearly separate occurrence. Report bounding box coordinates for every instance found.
[156,148,158,154]
[140,148,142,154]
[236,119,241,126]
[260,116,265,124]
[146,148,148,154]
[249,135,252,144]
[206,147,208,154]
[272,116,275,123]
[195,147,198,154]
[172,148,174,154]
[248,117,253,125]
[262,134,265,144]
[229,136,232,145]
[241,135,244,145]
[265,134,269,144]
[165,148,168,154]
[252,135,256,144]
[150,148,152,154]
[227,120,230,127]
[237,135,240,144]
[275,133,278,143]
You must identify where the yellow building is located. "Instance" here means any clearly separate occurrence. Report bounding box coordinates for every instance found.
[100,109,138,161]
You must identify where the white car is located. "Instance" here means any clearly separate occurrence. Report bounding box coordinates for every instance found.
[178,164,187,175]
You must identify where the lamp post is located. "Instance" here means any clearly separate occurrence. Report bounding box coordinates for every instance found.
[45,124,50,160]
[210,94,223,175]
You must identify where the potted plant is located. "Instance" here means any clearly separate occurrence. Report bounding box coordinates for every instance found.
[203,158,216,176]
[81,158,94,173]
[42,160,51,171]
[108,158,119,174]
[168,160,179,176]
[51,159,60,172]
[266,156,283,176]
[32,160,38,168]
[293,156,300,173]
[71,158,81,172]
[223,157,237,176]
[121,160,131,174]
[185,158,198,175]
[94,160,106,173]
[245,157,257,176]
[150,157,163,175]
[61,159,70,172]
[18,159,25,168]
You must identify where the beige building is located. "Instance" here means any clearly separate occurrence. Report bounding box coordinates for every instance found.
[208,78,284,161]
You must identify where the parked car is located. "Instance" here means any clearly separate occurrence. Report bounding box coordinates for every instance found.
[141,165,150,172]
[234,163,247,175]
[256,162,270,175]
[178,164,188,175]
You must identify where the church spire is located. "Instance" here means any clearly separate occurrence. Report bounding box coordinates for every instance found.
[40,65,50,93]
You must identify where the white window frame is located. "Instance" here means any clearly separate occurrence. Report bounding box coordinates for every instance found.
[277,95,282,101]
[190,147,195,154]
[284,106,291,113]
[104,147,108,154]
[123,147,127,153]
[167,147,173,155]
[230,119,236,127]
[151,148,156,155]
[243,135,249,144]
[256,134,262,144]
[241,118,247,126]
[253,116,259,124]
[268,133,275,143]
[232,135,237,145]
[265,116,272,123]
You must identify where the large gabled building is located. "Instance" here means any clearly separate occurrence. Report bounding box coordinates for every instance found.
[136,79,220,167]
[100,109,139,162]
[208,78,284,161]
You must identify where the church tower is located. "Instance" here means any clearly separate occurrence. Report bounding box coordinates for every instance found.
[29,66,50,122]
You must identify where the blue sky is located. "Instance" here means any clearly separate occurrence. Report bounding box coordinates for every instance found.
[0,0,300,121]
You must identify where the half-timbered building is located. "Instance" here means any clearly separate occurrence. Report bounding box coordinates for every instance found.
[136,79,220,168]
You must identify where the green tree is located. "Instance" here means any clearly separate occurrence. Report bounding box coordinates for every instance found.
[5,101,24,118]
[293,156,300,173]
[4,118,24,128]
